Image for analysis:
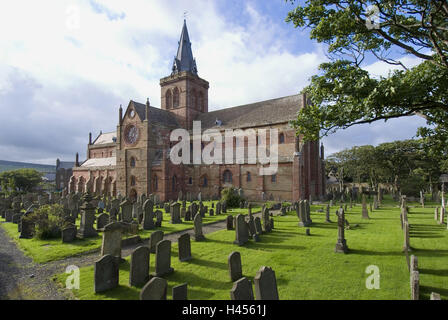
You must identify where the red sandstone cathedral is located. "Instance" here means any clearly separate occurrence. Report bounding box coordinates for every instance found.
[69,20,326,202]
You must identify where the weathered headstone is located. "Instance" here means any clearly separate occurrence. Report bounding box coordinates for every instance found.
[230,277,254,300]
[170,202,182,224]
[129,246,150,287]
[151,239,174,277]
[62,225,77,243]
[77,194,98,238]
[234,214,249,246]
[178,233,192,262]
[254,266,279,300]
[101,222,126,261]
[194,213,205,241]
[361,194,370,219]
[226,215,234,230]
[254,217,263,235]
[228,251,243,282]
[120,199,133,223]
[149,230,164,254]
[325,204,331,223]
[94,254,119,293]
[172,283,188,300]
[97,213,110,230]
[410,271,419,300]
[335,208,349,253]
[142,199,155,230]
[155,210,163,227]
[140,277,167,300]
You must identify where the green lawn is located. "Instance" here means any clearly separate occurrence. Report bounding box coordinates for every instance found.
[0,201,258,263]
[58,202,448,300]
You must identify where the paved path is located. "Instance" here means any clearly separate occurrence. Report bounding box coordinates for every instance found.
[0,210,266,300]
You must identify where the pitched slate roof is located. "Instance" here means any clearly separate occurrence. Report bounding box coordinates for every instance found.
[195,94,303,130]
[93,132,116,145]
[131,101,180,127]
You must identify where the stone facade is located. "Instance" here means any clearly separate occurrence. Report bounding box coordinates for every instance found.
[69,20,325,202]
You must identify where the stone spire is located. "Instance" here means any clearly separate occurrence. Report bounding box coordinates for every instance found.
[172,19,198,75]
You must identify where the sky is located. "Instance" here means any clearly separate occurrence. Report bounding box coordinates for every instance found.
[0,0,429,165]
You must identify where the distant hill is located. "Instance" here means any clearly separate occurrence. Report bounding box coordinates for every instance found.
[0,160,55,173]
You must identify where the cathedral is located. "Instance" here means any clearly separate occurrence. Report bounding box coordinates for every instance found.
[69,20,326,202]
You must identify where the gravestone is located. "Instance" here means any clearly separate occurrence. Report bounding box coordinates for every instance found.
[149,230,164,254]
[335,208,349,253]
[140,277,167,300]
[439,207,445,225]
[170,202,182,224]
[361,194,370,219]
[247,215,256,236]
[142,199,155,230]
[101,222,126,261]
[430,292,441,300]
[262,207,272,232]
[120,199,133,223]
[226,215,234,230]
[185,207,191,221]
[151,239,174,277]
[77,194,98,239]
[110,207,119,222]
[20,217,35,239]
[325,204,331,223]
[234,214,249,246]
[254,266,279,300]
[172,283,188,300]
[97,213,110,230]
[228,251,243,282]
[216,202,221,215]
[155,210,163,227]
[129,246,150,287]
[94,254,119,293]
[254,217,263,235]
[434,207,439,221]
[181,207,186,219]
[230,277,254,300]
[194,214,205,241]
[403,221,411,252]
[62,225,77,243]
[178,233,192,262]
[410,255,418,273]
[209,208,214,216]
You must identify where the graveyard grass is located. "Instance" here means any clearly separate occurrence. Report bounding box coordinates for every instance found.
[58,198,448,300]
[0,201,258,263]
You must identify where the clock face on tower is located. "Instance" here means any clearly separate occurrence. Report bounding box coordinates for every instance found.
[124,125,139,145]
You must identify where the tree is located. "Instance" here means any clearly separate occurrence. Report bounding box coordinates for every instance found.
[286,1,448,145]
[0,169,43,194]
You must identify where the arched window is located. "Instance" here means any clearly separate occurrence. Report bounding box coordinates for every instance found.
[271,174,277,183]
[173,87,179,108]
[247,172,251,182]
[223,170,232,183]
[279,133,285,144]
[165,89,172,109]
[188,177,192,185]
[191,89,197,109]
[130,176,136,186]
[199,92,204,112]
[153,175,158,191]
[172,175,177,192]
[130,157,136,167]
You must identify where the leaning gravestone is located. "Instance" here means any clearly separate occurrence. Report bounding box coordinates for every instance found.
[194,213,205,241]
[101,222,127,261]
[94,254,119,293]
[228,251,243,282]
[151,239,174,277]
[178,233,192,262]
[149,230,164,254]
[140,277,167,300]
[234,214,249,246]
[129,246,150,287]
[172,283,188,300]
[254,266,279,300]
[230,277,254,300]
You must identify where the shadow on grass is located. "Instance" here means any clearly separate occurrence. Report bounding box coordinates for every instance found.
[411,248,448,257]
[188,257,228,270]
[348,249,403,257]
[420,285,448,299]
[419,268,448,277]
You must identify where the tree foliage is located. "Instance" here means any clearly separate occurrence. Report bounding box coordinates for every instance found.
[286,0,448,151]
[0,169,43,194]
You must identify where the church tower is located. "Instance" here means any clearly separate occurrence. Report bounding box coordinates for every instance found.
[160,19,209,130]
